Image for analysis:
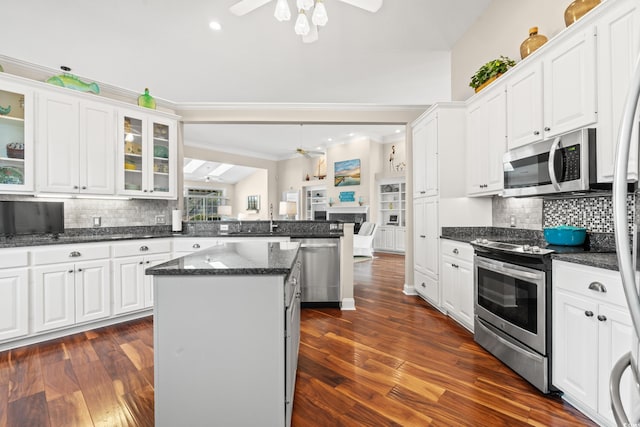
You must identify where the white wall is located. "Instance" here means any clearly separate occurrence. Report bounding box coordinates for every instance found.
[234,169,269,220]
[451,0,568,101]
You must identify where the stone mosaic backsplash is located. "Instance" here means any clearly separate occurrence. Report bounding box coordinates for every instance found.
[542,194,634,234]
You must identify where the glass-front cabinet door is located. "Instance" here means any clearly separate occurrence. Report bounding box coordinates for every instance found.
[0,81,33,192]
[118,110,176,198]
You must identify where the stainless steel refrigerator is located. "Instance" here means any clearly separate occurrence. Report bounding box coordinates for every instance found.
[612,52,640,425]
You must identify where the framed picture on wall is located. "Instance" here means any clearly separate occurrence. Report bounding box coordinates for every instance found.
[334,159,361,186]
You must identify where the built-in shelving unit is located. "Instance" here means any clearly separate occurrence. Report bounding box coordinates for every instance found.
[305,185,327,220]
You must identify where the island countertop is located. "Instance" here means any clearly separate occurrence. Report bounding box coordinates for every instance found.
[145,240,300,275]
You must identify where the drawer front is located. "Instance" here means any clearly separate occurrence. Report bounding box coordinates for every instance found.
[32,244,110,265]
[441,239,474,261]
[0,250,29,269]
[553,260,626,307]
[415,269,439,305]
[172,238,221,253]
[112,239,172,258]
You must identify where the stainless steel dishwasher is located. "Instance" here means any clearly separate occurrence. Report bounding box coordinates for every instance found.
[291,237,340,306]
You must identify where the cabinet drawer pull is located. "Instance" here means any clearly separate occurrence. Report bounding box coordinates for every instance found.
[419,235,426,238]
[453,248,459,254]
[193,243,201,249]
[534,130,540,136]
[139,261,144,265]
[69,251,81,258]
[597,315,607,322]
[77,268,82,272]
[68,269,74,273]
[544,127,551,132]
[585,311,594,317]
[588,281,607,293]
[421,282,426,288]
[140,245,149,252]
[420,191,426,194]
[73,185,79,189]
[81,186,87,190]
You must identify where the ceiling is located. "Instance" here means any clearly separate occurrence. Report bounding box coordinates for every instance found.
[183,157,260,184]
[1,0,491,159]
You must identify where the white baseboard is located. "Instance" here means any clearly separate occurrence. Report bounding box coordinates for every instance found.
[341,298,356,310]
[403,283,417,295]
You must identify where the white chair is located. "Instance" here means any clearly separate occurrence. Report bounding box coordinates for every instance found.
[353,222,377,257]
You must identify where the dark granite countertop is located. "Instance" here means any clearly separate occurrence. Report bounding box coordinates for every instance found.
[441,226,622,271]
[146,240,300,276]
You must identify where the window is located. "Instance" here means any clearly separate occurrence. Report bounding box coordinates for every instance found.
[184,188,227,221]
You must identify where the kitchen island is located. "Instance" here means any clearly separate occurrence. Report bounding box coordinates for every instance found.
[146,240,301,427]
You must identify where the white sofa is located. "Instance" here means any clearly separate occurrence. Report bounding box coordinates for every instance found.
[353,222,377,257]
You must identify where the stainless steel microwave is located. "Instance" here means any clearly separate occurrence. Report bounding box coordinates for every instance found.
[502,129,595,197]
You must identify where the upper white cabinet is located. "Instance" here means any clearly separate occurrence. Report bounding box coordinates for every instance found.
[38,90,116,195]
[412,113,438,197]
[506,24,597,150]
[596,0,640,183]
[466,82,506,195]
[0,78,34,193]
[506,61,544,149]
[118,110,177,199]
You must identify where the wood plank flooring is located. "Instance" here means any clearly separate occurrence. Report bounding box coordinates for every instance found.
[0,252,596,426]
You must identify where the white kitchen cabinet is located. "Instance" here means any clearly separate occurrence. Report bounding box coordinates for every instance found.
[466,82,506,195]
[0,77,34,193]
[413,196,439,305]
[38,90,115,195]
[118,110,177,199]
[506,24,597,150]
[440,239,474,331]
[414,269,438,305]
[374,225,395,251]
[172,238,222,257]
[394,227,405,252]
[32,244,111,332]
[412,114,438,197]
[112,239,172,314]
[552,261,634,426]
[0,250,29,341]
[506,61,544,149]
[596,0,640,183]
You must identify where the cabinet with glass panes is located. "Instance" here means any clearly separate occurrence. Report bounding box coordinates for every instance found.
[0,80,33,192]
[119,110,177,199]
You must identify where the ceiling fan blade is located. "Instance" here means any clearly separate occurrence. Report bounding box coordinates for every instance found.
[229,0,273,16]
[302,24,319,43]
[337,0,383,13]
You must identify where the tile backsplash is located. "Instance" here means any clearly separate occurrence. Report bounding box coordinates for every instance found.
[493,193,635,234]
[1,195,178,228]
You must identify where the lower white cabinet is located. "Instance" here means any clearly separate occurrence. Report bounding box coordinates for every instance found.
[552,261,633,426]
[112,239,172,314]
[374,226,405,253]
[33,259,110,332]
[0,268,29,341]
[440,240,474,331]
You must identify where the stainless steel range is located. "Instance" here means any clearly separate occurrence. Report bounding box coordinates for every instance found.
[471,238,563,394]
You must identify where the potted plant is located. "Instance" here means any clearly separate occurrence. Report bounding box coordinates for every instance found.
[469,56,516,93]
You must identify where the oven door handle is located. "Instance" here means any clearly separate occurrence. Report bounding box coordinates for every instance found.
[548,136,562,191]
[475,257,544,281]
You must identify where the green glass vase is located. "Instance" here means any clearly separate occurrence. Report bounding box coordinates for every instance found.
[137,88,156,110]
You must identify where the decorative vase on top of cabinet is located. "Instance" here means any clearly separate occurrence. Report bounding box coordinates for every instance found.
[118,109,177,199]
[0,77,33,193]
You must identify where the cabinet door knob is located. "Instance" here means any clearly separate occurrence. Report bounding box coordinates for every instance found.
[420,191,426,194]
[143,189,148,192]
[453,248,459,254]
[139,261,144,265]
[544,127,551,132]
[585,311,594,317]
[597,315,607,322]
[77,268,82,272]
[534,130,540,135]
[588,281,607,293]
[421,282,426,288]
[81,186,87,190]
[68,270,74,273]
[193,243,201,249]
[73,185,79,189]
[140,245,149,252]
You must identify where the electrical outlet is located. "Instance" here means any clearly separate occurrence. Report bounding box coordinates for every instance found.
[220,224,229,231]
[510,215,516,228]
[92,216,101,227]
[155,215,166,225]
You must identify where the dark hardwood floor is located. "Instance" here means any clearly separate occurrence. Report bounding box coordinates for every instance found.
[0,252,595,426]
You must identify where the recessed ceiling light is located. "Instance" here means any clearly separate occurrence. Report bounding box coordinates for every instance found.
[395,129,402,133]
[348,133,354,137]
[209,21,222,31]
[327,138,333,142]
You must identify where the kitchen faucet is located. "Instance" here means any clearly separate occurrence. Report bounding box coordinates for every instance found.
[269,203,278,233]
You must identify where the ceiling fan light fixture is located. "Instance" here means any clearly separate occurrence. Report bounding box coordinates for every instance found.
[296,0,314,11]
[294,10,310,35]
[274,0,291,21]
[312,0,328,26]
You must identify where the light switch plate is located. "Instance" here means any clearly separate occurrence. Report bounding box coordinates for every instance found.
[220,224,229,231]
[93,216,101,227]
[156,215,166,225]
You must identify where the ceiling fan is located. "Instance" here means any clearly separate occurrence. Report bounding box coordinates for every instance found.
[296,147,325,158]
[230,0,383,43]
